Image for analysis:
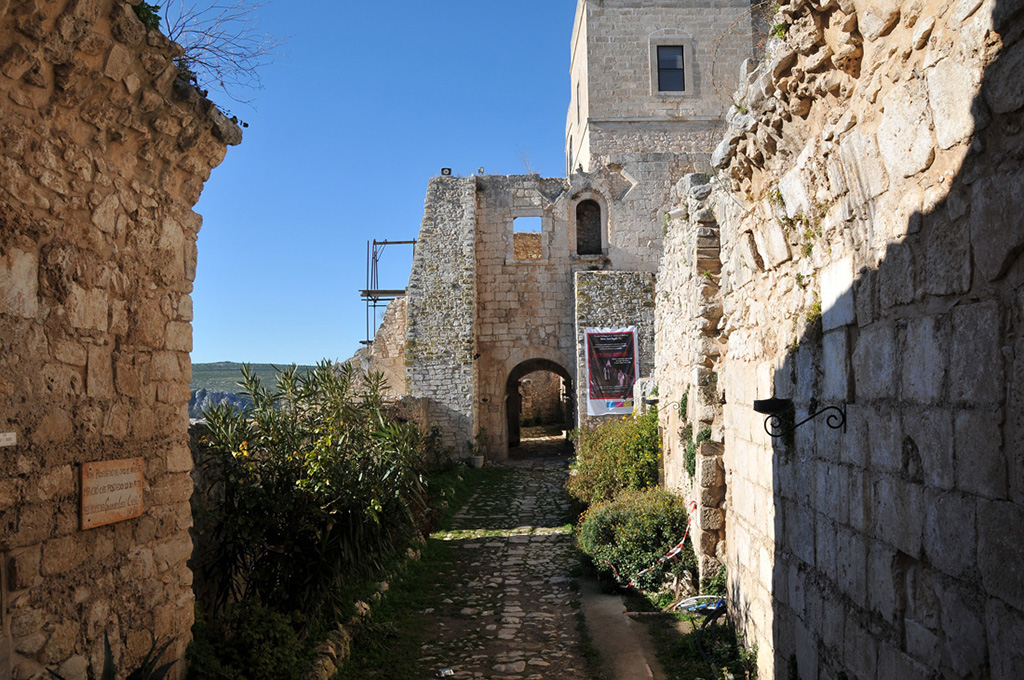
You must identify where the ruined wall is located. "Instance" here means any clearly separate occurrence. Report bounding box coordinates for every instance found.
[354,297,407,397]
[574,271,655,429]
[657,0,1024,678]
[472,175,576,457]
[0,1,238,677]
[405,177,478,451]
[654,172,726,577]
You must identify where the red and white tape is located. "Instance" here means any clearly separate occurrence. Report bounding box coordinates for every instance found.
[604,499,698,590]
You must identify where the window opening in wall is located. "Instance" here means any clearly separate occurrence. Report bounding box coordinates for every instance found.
[657,45,685,92]
[576,200,602,255]
[513,216,543,262]
[568,136,573,176]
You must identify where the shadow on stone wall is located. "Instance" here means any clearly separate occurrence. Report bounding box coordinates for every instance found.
[764,4,1024,677]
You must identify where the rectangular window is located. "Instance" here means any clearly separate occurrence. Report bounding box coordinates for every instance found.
[513,216,542,262]
[657,45,685,92]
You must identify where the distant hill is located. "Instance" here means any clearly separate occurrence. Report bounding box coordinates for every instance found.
[189,362,316,419]
[190,361,316,394]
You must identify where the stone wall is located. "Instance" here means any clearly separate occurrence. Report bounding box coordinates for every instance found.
[354,297,407,397]
[574,271,655,428]
[566,0,755,173]
[404,177,478,451]
[0,1,238,678]
[472,175,577,457]
[654,172,726,577]
[656,0,1024,678]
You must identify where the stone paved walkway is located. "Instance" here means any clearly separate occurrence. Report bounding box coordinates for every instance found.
[416,438,593,679]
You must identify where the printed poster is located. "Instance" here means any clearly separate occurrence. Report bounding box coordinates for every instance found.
[585,327,638,416]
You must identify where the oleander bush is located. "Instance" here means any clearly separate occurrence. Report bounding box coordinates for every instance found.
[566,408,661,506]
[576,488,696,591]
[188,602,308,680]
[193,361,429,621]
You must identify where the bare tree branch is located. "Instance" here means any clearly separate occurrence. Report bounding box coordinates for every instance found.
[160,0,287,105]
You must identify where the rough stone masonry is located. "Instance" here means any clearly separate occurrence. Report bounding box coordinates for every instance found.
[0,1,239,678]
[656,0,1024,678]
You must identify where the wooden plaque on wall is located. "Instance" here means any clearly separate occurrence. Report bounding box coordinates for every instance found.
[81,457,144,530]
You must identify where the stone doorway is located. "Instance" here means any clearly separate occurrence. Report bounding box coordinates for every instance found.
[505,359,573,449]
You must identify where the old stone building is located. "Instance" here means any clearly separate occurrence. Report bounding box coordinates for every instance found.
[368,0,754,458]
[0,1,238,677]
[656,0,1024,678]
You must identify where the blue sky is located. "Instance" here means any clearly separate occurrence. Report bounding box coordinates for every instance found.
[191,1,578,364]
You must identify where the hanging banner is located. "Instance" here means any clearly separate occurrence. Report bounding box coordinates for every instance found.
[585,327,638,416]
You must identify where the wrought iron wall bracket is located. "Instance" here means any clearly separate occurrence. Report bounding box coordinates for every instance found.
[762,404,847,439]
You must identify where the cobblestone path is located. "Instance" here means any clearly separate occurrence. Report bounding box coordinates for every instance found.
[417,443,593,679]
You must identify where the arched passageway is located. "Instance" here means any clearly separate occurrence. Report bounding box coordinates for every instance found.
[505,359,573,449]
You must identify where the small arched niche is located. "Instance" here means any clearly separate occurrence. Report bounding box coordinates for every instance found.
[574,198,604,255]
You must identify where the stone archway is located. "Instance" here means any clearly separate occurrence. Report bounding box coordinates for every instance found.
[505,358,573,448]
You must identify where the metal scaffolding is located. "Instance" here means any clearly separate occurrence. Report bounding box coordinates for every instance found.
[359,239,416,345]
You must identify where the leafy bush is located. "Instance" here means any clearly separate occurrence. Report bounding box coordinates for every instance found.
[188,603,308,680]
[567,409,661,506]
[193,362,429,621]
[577,488,695,591]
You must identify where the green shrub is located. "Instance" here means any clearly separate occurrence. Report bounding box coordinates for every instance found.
[189,602,309,680]
[567,409,661,506]
[577,488,695,591]
[132,2,161,32]
[194,362,429,621]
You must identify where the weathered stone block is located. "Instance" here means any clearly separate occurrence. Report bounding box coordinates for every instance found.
[987,598,1024,680]
[877,642,932,680]
[821,256,855,331]
[926,57,981,150]
[40,620,78,664]
[698,508,724,531]
[853,322,896,401]
[843,619,878,680]
[42,535,89,576]
[970,173,1024,282]
[923,489,975,578]
[68,284,108,331]
[821,328,850,402]
[979,499,1024,612]
[950,301,1003,405]
[872,475,923,556]
[954,409,1007,499]
[936,579,988,679]
[0,247,39,318]
[985,36,1024,114]
[866,541,897,620]
[877,79,935,179]
[836,527,867,608]
[10,608,45,638]
[901,315,945,404]
[86,345,114,399]
[839,127,890,202]
[903,407,954,489]
[751,217,790,269]
[8,546,41,590]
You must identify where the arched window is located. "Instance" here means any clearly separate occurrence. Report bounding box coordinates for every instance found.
[576,199,602,255]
